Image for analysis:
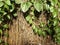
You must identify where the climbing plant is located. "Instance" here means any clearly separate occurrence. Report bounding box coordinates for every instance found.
[0,0,60,44]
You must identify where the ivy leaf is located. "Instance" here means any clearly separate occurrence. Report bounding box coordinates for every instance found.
[4,0,11,5]
[0,29,2,34]
[55,36,60,44]
[50,6,54,12]
[0,0,3,1]
[53,19,58,26]
[58,8,60,12]
[58,2,60,12]
[4,4,9,10]
[15,0,22,4]
[56,33,60,37]
[0,2,4,7]
[0,39,2,44]
[3,24,9,29]
[34,27,38,33]
[29,19,32,24]
[51,0,58,6]
[0,21,2,24]
[40,22,45,27]
[0,10,7,15]
[44,4,50,10]
[37,29,43,35]
[10,4,15,12]
[13,13,17,17]
[52,8,58,18]
[26,15,31,21]
[31,0,35,3]
[34,2,43,12]
[46,29,52,35]
[21,2,32,12]
[32,24,36,30]
[26,15,32,24]
[54,26,60,33]
[7,15,11,20]
[3,12,7,15]
[52,11,58,18]
[42,31,46,37]
[50,6,58,18]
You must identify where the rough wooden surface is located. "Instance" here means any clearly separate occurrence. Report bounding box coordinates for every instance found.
[8,11,56,45]
[8,11,41,45]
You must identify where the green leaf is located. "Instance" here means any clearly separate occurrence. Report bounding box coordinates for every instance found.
[3,12,7,15]
[26,15,31,21]
[51,0,58,6]
[58,8,60,12]
[55,36,60,44]
[47,29,52,35]
[53,19,58,26]
[26,15,32,24]
[42,31,46,37]
[0,21,2,24]
[37,29,43,35]
[15,0,22,4]
[0,39,2,44]
[34,2,43,12]
[3,24,9,29]
[52,8,58,18]
[44,3,50,10]
[50,6,54,12]
[31,0,35,3]
[32,24,36,30]
[0,0,3,1]
[40,22,45,27]
[29,19,32,24]
[0,2,4,7]
[4,0,11,5]
[50,6,58,18]
[58,2,60,8]
[54,26,60,33]
[7,15,11,19]
[13,13,17,17]
[0,10,7,15]
[0,29,2,34]
[4,4,9,10]
[56,33,60,37]
[21,2,32,12]
[10,4,15,12]
[34,27,38,33]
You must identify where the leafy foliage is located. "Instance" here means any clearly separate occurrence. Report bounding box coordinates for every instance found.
[21,2,32,12]
[0,0,60,44]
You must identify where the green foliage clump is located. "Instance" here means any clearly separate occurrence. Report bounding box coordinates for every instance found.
[0,0,60,44]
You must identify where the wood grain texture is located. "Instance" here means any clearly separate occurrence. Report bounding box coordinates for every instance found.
[8,11,56,45]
